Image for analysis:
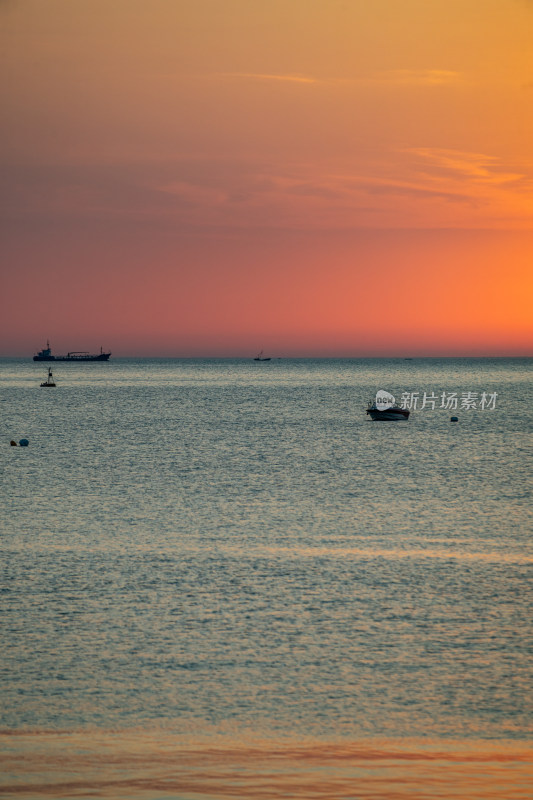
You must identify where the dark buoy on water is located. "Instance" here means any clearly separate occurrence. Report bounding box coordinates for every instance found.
[19,439,29,446]
[40,367,56,387]
[450,416,458,422]
[10,440,17,446]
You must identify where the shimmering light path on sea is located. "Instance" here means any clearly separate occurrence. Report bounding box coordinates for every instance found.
[1,358,531,798]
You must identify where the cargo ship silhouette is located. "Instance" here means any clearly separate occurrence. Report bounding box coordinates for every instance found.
[33,341,111,361]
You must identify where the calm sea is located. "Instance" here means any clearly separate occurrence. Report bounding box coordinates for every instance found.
[1,357,531,799]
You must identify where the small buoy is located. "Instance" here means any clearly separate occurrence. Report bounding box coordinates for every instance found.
[10,440,17,446]
[19,439,29,447]
[450,416,458,422]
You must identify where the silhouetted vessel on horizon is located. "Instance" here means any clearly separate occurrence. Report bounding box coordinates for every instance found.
[253,350,271,361]
[33,341,111,362]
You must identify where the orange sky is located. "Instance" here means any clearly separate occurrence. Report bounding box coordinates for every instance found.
[1,0,532,356]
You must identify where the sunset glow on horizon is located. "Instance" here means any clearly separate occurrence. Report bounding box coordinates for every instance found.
[1,0,532,357]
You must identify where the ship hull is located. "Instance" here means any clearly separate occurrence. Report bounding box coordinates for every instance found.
[33,353,111,361]
[366,407,410,420]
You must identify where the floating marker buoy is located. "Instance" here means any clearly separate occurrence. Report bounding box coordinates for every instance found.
[19,439,29,446]
[10,440,17,446]
[450,416,458,422]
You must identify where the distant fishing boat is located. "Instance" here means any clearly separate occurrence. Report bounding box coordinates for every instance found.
[33,341,111,361]
[254,350,271,361]
[366,402,409,421]
[40,367,56,387]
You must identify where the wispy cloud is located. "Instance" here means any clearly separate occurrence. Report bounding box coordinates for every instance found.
[374,69,461,86]
[5,147,530,234]
[219,72,319,85]
[217,69,460,88]
[406,147,524,184]
[157,180,227,206]
[334,174,470,204]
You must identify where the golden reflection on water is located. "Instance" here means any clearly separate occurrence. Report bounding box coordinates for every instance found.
[234,544,533,565]
[7,536,531,564]
[1,731,531,799]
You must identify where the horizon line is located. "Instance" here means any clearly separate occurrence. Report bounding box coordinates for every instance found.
[1,353,531,360]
